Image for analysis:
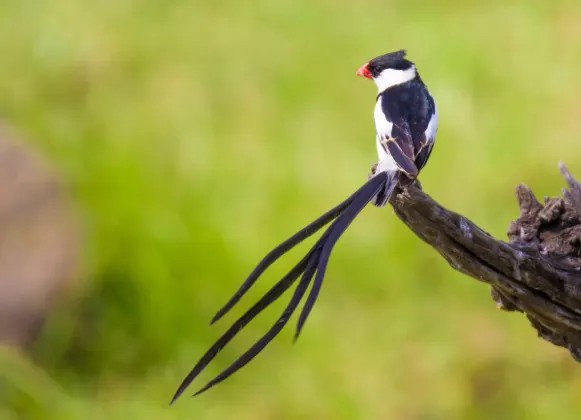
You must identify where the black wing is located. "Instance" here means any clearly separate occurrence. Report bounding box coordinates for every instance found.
[380,80,436,176]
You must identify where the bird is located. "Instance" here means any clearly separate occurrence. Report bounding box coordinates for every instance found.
[357,49,438,206]
[170,49,438,405]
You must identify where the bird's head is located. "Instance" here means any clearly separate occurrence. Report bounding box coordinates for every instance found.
[356,50,417,92]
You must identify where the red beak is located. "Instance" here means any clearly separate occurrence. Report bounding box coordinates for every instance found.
[356,63,372,79]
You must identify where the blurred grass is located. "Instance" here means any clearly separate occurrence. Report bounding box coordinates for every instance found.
[1,0,581,418]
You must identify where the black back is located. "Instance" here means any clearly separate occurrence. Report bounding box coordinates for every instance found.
[379,79,436,177]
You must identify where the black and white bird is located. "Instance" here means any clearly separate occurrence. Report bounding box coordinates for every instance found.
[171,50,437,404]
[356,50,437,206]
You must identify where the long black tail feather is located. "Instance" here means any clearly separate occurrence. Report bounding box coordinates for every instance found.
[373,170,398,208]
[170,242,322,405]
[171,171,391,404]
[210,184,360,325]
[293,175,387,341]
[192,247,322,397]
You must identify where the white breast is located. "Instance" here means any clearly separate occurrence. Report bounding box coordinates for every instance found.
[373,98,391,160]
[373,98,399,173]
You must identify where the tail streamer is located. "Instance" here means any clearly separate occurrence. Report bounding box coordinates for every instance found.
[171,171,398,404]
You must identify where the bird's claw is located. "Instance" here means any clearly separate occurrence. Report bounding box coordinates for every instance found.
[368,163,378,180]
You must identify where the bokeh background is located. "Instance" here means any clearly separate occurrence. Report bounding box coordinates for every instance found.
[2,0,581,418]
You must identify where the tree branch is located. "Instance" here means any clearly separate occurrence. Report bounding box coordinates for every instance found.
[389,163,581,362]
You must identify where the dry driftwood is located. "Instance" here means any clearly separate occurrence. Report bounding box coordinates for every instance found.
[390,163,581,363]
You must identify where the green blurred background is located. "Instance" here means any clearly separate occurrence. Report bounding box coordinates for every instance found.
[1,0,581,418]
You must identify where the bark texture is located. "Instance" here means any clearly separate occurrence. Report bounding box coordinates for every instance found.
[390,163,581,363]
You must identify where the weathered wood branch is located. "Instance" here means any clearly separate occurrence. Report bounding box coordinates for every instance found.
[390,163,581,362]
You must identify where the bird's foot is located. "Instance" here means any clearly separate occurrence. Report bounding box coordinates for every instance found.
[395,171,422,190]
[368,163,378,180]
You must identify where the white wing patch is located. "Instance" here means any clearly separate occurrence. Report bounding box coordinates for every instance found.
[424,100,438,144]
